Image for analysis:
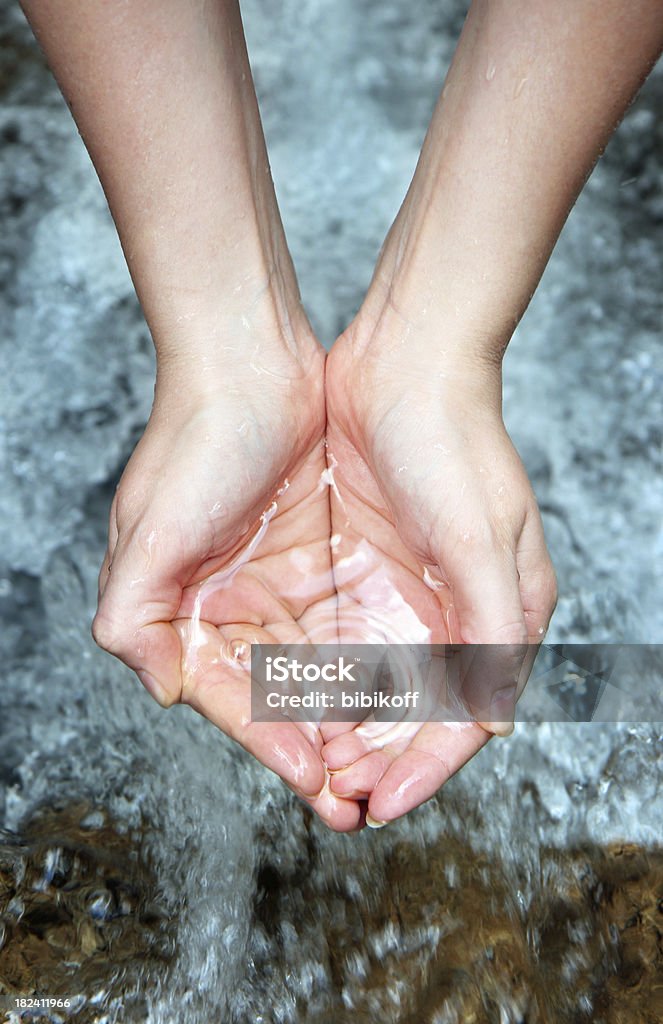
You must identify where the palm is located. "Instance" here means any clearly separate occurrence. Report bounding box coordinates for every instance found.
[96,371,363,831]
[173,441,364,831]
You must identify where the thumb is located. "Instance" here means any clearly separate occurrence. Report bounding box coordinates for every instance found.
[93,523,185,707]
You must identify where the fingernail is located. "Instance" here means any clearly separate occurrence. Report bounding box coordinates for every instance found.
[137,671,170,708]
[366,813,389,829]
[489,686,516,734]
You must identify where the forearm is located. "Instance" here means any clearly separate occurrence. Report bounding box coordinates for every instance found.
[21,0,310,372]
[359,0,663,364]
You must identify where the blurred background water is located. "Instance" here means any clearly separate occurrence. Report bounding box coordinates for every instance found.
[0,1,661,1021]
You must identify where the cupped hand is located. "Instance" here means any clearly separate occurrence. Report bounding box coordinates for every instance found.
[92,345,362,831]
[321,325,557,825]
[92,315,557,832]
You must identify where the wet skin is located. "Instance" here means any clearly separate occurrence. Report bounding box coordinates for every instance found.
[322,330,545,825]
[94,348,368,832]
[95,324,553,832]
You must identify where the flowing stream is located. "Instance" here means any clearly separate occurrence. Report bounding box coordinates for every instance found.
[1,0,661,1021]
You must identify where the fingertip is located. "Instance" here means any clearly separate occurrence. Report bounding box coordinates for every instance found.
[271,743,326,800]
[308,789,363,833]
[365,813,389,829]
[478,719,515,737]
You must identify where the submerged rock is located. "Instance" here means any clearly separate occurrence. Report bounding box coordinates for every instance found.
[0,803,174,1022]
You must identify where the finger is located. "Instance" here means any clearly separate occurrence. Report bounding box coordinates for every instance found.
[366,722,490,825]
[450,642,528,736]
[178,620,328,798]
[321,717,422,771]
[442,528,528,644]
[321,726,378,771]
[241,721,327,799]
[182,624,363,831]
[325,715,428,800]
[294,719,325,752]
[440,535,528,735]
[319,720,362,743]
[516,509,558,642]
[511,510,559,708]
[293,774,364,832]
[327,749,393,799]
[92,523,185,706]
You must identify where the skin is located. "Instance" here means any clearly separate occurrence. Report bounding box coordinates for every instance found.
[321,0,663,823]
[20,0,663,830]
[21,0,362,832]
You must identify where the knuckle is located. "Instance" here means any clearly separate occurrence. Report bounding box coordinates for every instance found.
[91,611,130,657]
[490,621,529,647]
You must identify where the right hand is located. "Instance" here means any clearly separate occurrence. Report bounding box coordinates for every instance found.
[92,344,364,831]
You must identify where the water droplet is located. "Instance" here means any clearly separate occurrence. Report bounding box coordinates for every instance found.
[230,639,249,663]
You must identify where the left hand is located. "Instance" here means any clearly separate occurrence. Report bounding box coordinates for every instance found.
[320,323,557,825]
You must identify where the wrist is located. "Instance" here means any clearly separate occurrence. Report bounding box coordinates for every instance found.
[154,318,324,399]
[342,297,505,416]
[151,310,326,458]
[149,257,323,386]
[358,197,517,369]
